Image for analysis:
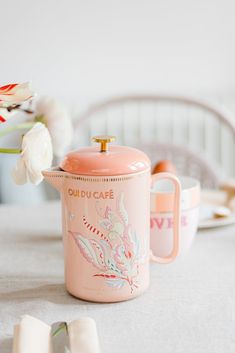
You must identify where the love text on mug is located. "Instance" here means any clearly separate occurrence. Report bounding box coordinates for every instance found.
[150,215,188,229]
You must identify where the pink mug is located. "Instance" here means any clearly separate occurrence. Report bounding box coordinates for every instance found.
[151,176,200,258]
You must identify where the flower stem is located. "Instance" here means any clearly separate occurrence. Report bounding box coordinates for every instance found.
[0,148,22,154]
[0,122,35,138]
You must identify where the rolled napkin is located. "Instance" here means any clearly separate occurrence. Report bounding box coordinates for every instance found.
[12,315,52,353]
[68,317,100,353]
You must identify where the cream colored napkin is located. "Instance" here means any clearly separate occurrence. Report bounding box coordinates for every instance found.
[68,317,100,353]
[12,315,52,353]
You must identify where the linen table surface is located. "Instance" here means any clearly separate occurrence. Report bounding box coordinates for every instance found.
[0,201,235,353]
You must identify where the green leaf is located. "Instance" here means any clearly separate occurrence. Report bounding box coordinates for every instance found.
[52,322,68,337]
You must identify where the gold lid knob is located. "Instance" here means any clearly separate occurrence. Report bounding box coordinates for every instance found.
[92,135,116,152]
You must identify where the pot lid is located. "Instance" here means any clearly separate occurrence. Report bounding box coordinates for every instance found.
[60,135,150,176]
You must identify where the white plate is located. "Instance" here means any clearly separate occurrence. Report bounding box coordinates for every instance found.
[199,190,235,229]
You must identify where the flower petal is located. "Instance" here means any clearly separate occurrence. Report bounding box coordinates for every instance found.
[0,82,34,108]
[12,122,53,185]
[35,96,73,157]
[12,158,27,185]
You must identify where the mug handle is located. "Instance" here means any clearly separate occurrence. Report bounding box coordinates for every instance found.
[150,172,181,264]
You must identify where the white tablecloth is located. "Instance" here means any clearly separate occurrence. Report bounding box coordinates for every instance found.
[0,201,235,353]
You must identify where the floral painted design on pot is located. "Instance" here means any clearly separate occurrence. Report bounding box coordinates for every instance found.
[43,136,181,302]
[69,191,146,293]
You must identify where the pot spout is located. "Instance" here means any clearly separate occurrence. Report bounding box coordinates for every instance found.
[42,167,65,192]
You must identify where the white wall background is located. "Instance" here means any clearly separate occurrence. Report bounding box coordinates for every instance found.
[1,0,235,204]
[1,0,235,112]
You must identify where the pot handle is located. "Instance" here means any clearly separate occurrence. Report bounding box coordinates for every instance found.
[150,172,181,264]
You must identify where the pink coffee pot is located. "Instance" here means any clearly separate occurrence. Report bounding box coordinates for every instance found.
[43,136,181,302]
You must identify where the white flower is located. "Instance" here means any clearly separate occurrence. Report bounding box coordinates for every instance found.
[0,82,33,108]
[0,108,16,123]
[35,97,73,157]
[12,122,53,185]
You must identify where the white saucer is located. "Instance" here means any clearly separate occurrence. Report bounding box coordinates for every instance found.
[199,190,235,229]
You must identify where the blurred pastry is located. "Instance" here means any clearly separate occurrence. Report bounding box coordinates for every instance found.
[152,160,177,174]
[213,206,231,219]
[220,179,235,208]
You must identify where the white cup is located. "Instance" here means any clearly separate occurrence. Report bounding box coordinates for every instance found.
[150,176,200,257]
